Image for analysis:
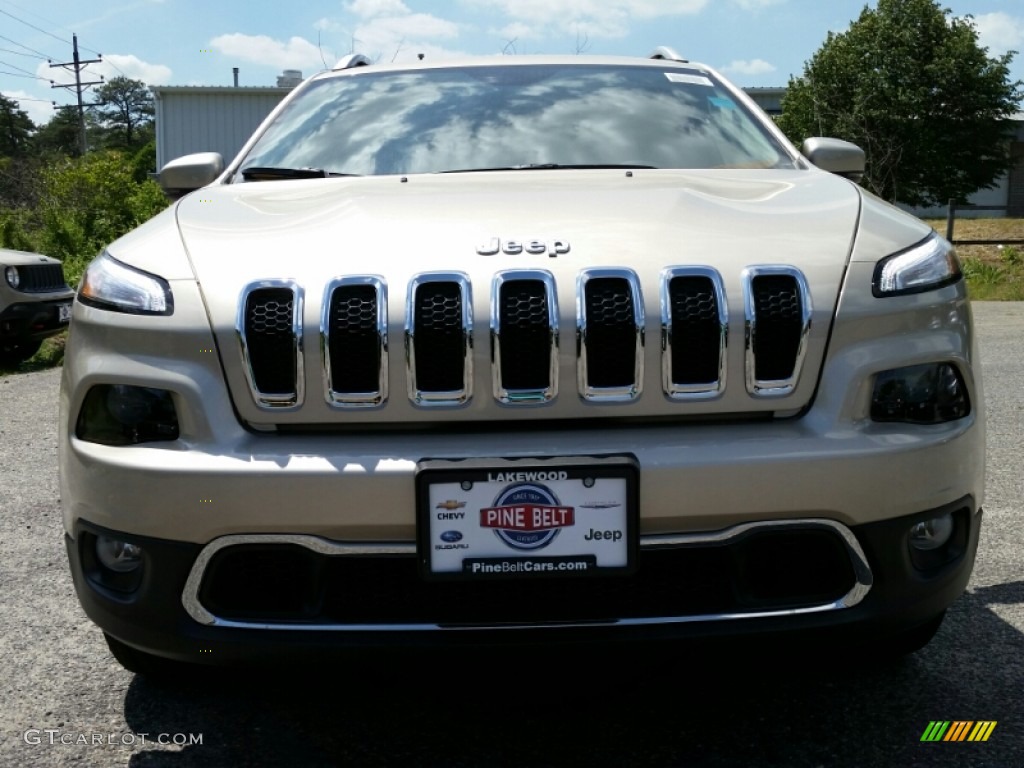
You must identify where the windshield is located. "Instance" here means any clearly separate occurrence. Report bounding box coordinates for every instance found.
[237,64,796,178]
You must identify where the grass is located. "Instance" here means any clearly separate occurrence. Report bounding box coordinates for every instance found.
[924,217,1024,300]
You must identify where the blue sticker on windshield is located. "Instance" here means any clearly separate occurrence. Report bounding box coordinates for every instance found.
[710,96,738,110]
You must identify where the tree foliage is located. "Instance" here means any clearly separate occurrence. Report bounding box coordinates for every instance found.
[93,76,155,150]
[0,95,34,158]
[0,151,168,284]
[778,0,1023,206]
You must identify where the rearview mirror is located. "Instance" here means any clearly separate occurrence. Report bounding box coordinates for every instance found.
[801,138,865,182]
[159,152,224,199]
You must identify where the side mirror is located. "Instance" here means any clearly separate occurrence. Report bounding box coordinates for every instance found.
[159,152,224,199]
[801,138,865,182]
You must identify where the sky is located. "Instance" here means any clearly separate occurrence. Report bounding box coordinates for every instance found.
[2,0,1023,126]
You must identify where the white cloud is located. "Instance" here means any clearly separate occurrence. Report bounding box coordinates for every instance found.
[466,0,707,39]
[972,12,1024,55]
[721,58,776,76]
[348,11,464,63]
[38,54,172,88]
[2,90,54,126]
[732,0,786,9]
[210,34,331,72]
[345,0,410,18]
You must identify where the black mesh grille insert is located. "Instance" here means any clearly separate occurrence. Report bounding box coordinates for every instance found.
[584,277,637,389]
[197,529,856,625]
[244,288,296,396]
[413,282,465,393]
[669,276,720,385]
[751,275,803,382]
[17,264,67,293]
[499,279,550,391]
[328,284,380,394]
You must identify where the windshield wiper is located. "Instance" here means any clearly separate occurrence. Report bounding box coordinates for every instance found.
[439,163,658,173]
[239,166,361,181]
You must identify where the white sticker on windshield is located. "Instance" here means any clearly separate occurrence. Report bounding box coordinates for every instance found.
[665,72,713,87]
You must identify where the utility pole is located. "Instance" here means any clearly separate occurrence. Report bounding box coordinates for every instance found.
[49,34,103,155]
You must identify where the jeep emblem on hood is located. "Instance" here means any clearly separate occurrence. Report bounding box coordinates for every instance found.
[476,238,570,257]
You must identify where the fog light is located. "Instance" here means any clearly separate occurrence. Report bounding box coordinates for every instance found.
[871,363,969,424]
[76,384,179,445]
[909,514,954,551]
[96,535,144,572]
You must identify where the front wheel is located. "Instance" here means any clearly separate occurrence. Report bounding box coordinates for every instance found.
[0,339,41,366]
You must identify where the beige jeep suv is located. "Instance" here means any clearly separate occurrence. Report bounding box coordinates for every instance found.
[59,50,984,675]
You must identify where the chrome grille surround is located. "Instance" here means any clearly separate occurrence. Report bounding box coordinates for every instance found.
[743,266,812,397]
[576,268,645,403]
[320,276,388,408]
[405,272,473,407]
[660,266,728,400]
[237,280,305,408]
[490,270,559,405]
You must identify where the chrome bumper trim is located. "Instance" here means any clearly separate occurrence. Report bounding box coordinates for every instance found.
[181,518,873,630]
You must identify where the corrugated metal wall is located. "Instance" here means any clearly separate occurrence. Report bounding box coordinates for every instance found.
[154,89,291,170]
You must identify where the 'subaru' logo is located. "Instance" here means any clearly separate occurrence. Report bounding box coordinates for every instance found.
[920,721,997,742]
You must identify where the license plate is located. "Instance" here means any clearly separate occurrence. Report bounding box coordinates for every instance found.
[58,303,72,323]
[416,457,637,580]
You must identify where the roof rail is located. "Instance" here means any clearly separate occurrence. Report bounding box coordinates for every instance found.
[649,46,688,63]
[332,54,372,71]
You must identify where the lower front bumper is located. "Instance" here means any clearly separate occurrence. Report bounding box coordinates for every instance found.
[0,299,71,342]
[67,499,981,665]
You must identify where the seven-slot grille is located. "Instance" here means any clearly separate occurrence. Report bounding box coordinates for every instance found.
[236,267,810,410]
[12,263,68,293]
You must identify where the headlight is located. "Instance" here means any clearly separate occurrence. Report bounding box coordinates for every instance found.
[78,251,173,315]
[872,234,961,297]
[4,266,19,289]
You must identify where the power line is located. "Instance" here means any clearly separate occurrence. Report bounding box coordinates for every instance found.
[0,33,53,60]
[49,34,101,154]
[0,46,42,59]
[0,69,47,80]
[0,9,70,46]
[0,58,46,79]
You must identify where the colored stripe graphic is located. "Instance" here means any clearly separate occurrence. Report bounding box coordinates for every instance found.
[944,721,973,741]
[921,722,950,742]
[921,721,996,742]
[968,722,997,742]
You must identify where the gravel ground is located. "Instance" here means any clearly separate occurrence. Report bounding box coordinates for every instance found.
[0,302,1021,768]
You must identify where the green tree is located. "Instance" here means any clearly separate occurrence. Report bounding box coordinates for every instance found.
[778,0,1023,206]
[0,95,35,158]
[34,151,168,282]
[32,105,102,158]
[93,76,155,149]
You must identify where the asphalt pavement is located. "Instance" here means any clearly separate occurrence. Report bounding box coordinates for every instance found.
[1,302,1022,768]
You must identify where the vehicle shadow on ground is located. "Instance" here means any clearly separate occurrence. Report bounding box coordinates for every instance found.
[122,581,1024,768]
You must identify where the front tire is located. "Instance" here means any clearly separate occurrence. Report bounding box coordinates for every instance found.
[0,339,41,366]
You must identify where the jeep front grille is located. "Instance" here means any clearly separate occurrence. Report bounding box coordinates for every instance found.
[15,264,68,293]
[661,267,727,399]
[322,277,387,407]
[406,273,473,406]
[743,267,812,397]
[491,270,558,404]
[577,269,645,402]
[236,267,812,411]
[238,282,304,408]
